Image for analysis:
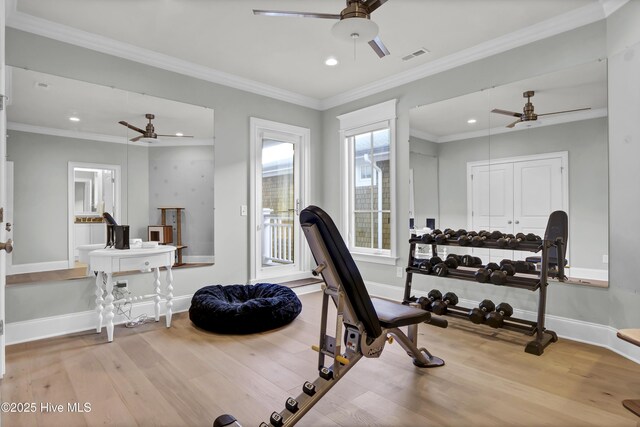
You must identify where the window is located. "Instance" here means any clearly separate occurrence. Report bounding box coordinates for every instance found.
[338,100,397,263]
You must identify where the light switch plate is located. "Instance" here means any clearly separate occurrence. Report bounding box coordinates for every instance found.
[241,205,247,216]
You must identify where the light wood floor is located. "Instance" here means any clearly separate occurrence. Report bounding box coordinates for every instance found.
[1,291,639,427]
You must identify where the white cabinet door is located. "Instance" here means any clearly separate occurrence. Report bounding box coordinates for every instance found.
[90,223,106,245]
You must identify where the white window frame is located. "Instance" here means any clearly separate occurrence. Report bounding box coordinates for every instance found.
[338,100,397,265]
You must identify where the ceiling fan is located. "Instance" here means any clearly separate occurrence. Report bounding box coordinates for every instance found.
[492,91,591,128]
[253,0,391,58]
[118,114,193,142]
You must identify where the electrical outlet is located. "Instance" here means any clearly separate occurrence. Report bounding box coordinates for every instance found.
[116,280,128,289]
[396,267,403,278]
[241,205,247,216]
[602,254,608,264]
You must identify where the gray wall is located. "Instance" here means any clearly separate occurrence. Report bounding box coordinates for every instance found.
[5,29,323,322]
[607,1,640,328]
[409,136,440,229]
[435,118,608,272]
[148,145,215,257]
[320,21,613,325]
[6,130,145,264]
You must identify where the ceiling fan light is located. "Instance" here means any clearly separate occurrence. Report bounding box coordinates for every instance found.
[139,137,156,143]
[514,119,541,129]
[331,18,378,42]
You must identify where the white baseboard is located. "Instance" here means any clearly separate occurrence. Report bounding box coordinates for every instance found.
[566,267,608,281]
[7,260,69,275]
[364,281,640,365]
[5,294,193,345]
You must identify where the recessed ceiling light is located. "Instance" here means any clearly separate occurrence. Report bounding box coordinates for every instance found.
[325,57,338,67]
[467,118,477,124]
[69,116,80,122]
[175,132,184,137]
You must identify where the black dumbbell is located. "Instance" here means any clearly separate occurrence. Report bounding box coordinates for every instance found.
[416,260,432,274]
[468,299,496,324]
[429,256,443,267]
[417,289,442,311]
[485,302,514,328]
[460,254,482,267]
[525,233,540,241]
[507,233,526,248]
[471,231,491,247]
[490,263,516,285]
[435,229,455,244]
[457,231,477,246]
[431,292,459,315]
[456,229,467,237]
[444,256,459,270]
[432,263,448,277]
[489,230,503,240]
[420,233,435,244]
[474,262,500,283]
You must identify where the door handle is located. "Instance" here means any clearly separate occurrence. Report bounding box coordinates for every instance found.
[515,220,520,224]
[0,239,13,253]
[5,222,11,232]
[507,220,512,224]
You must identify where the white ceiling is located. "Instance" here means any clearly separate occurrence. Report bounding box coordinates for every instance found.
[7,67,214,144]
[409,59,608,142]
[7,0,615,108]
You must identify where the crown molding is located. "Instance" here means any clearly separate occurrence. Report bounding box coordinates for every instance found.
[320,1,614,110]
[8,122,214,147]
[418,107,608,144]
[5,3,322,111]
[5,0,621,112]
[409,128,439,143]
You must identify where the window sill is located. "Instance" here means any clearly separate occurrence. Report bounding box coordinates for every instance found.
[351,252,398,266]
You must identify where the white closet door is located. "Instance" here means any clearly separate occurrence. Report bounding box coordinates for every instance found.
[513,158,563,237]
[470,163,514,263]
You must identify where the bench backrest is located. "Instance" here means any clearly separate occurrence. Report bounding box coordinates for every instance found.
[300,206,383,339]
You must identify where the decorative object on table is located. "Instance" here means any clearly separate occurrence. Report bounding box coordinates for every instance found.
[148,225,173,244]
[103,211,130,249]
[157,207,187,266]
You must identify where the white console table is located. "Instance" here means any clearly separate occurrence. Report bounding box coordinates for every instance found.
[89,245,176,342]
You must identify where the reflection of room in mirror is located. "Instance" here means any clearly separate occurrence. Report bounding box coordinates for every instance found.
[5,67,215,285]
[409,60,608,286]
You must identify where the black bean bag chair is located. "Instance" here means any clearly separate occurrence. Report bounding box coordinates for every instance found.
[189,283,302,334]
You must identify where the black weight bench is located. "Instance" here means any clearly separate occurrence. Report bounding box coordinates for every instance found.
[214,206,446,427]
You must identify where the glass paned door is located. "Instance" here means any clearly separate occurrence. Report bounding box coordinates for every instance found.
[260,139,296,270]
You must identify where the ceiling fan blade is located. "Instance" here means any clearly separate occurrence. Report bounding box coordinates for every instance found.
[118,120,145,134]
[156,134,194,138]
[491,109,523,118]
[253,10,340,19]
[506,119,521,128]
[129,135,144,142]
[537,107,591,117]
[364,0,389,13]
[369,36,390,58]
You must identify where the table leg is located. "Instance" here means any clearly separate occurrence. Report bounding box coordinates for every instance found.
[154,267,161,322]
[95,272,105,333]
[104,273,115,342]
[165,265,174,327]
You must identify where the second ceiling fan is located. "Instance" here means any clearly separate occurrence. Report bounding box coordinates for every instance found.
[254,0,391,58]
[492,91,591,128]
[118,114,193,143]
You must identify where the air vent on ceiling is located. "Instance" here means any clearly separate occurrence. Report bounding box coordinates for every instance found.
[34,82,50,90]
[402,48,430,61]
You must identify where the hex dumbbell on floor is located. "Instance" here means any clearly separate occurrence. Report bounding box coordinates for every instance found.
[485,302,514,328]
[431,292,459,315]
[468,299,496,324]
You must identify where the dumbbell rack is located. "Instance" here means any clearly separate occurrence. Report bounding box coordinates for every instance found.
[403,231,565,355]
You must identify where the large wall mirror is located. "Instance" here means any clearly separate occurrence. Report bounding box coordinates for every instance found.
[409,59,608,287]
[6,67,215,284]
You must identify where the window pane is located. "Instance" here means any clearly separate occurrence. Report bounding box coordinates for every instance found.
[354,212,372,249]
[350,128,390,251]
